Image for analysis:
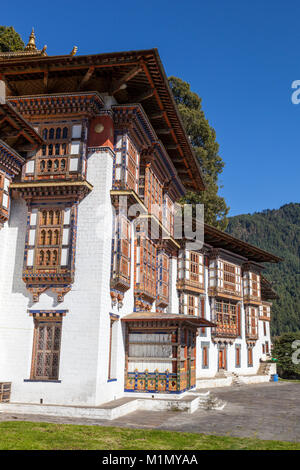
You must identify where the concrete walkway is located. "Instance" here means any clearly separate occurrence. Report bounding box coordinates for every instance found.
[1,382,300,442]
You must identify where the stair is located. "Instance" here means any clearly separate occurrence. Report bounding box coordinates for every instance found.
[231,372,245,386]
[197,392,227,411]
[257,363,272,376]
[215,371,245,386]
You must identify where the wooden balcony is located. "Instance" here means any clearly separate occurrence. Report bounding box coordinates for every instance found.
[243,293,261,305]
[211,323,239,339]
[208,286,242,301]
[246,330,258,341]
[177,278,205,294]
[24,155,82,181]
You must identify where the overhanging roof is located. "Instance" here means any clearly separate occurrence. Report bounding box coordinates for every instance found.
[0,48,205,192]
[204,223,282,264]
[122,312,215,328]
[261,275,279,300]
[0,98,43,151]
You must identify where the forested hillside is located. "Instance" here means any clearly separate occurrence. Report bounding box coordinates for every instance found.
[226,203,300,336]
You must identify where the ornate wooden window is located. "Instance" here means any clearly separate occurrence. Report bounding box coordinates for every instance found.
[108,317,118,380]
[126,137,139,192]
[156,252,169,308]
[213,300,239,337]
[247,346,253,367]
[111,216,131,291]
[201,343,209,369]
[31,319,62,380]
[135,234,157,300]
[163,194,174,235]
[113,134,139,192]
[263,321,266,336]
[243,271,261,300]
[209,260,241,296]
[144,166,163,220]
[24,123,82,181]
[177,250,204,291]
[0,172,9,212]
[246,307,258,339]
[235,345,241,367]
[180,294,205,316]
[35,209,63,268]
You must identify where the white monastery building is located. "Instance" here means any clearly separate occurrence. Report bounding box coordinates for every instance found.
[0,31,280,412]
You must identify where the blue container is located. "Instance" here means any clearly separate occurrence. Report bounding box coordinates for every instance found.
[271,374,278,382]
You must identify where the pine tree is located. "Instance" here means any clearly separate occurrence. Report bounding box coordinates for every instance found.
[0,26,24,52]
[169,76,229,230]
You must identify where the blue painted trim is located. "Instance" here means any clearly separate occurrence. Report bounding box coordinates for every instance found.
[24,379,61,383]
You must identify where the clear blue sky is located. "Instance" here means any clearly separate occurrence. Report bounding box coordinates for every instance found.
[2,0,300,216]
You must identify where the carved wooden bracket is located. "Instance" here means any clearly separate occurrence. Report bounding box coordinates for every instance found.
[51,286,71,303]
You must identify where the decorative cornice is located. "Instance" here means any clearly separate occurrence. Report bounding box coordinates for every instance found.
[8,92,104,118]
[0,139,25,176]
[10,180,93,202]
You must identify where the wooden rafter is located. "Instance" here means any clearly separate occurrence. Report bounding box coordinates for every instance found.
[135,87,155,102]
[110,65,142,95]
[78,66,95,90]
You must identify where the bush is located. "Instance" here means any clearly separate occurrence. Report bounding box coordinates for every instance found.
[272,332,300,379]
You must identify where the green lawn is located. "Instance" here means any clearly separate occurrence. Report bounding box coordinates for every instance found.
[0,421,299,450]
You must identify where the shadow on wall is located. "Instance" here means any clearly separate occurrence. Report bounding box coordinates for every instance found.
[9,198,34,305]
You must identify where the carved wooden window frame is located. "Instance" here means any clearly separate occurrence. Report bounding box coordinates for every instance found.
[35,208,64,269]
[30,318,62,381]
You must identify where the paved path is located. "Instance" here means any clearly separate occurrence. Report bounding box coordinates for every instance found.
[1,382,300,442]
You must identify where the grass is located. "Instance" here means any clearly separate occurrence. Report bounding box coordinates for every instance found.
[0,421,299,450]
[278,378,300,383]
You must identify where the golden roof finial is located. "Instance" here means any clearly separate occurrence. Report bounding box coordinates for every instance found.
[25,28,37,52]
[70,46,78,56]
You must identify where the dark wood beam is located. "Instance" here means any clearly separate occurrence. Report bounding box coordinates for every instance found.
[110,65,142,95]
[78,66,95,90]
[149,111,165,120]
[135,87,155,102]
[156,128,172,135]
[165,144,179,150]
[43,70,48,91]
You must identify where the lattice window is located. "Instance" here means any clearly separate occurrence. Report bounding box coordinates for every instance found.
[248,347,253,367]
[144,167,163,220]
[216,300,237,326]
[180,294,204,316]
[30,123,82,180]
[135,234,157,299]
[126,137,139,191]
[246,307,258,338]
[31,320,62,380]
[243,271,261,299]
[163,194,174,235]
[112,216,131,285]
[157,252,169,306]
[178,250,204,287]
[202,345,209,368]
[35,209,63,268]
[235,346,241,367]
[0,171,10,211]
[209,260,241,295]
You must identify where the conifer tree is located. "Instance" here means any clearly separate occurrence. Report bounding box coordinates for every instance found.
[0,26,24,52]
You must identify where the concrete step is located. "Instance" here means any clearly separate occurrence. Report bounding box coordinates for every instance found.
[197,394,227,411]
[0,389,227,418]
